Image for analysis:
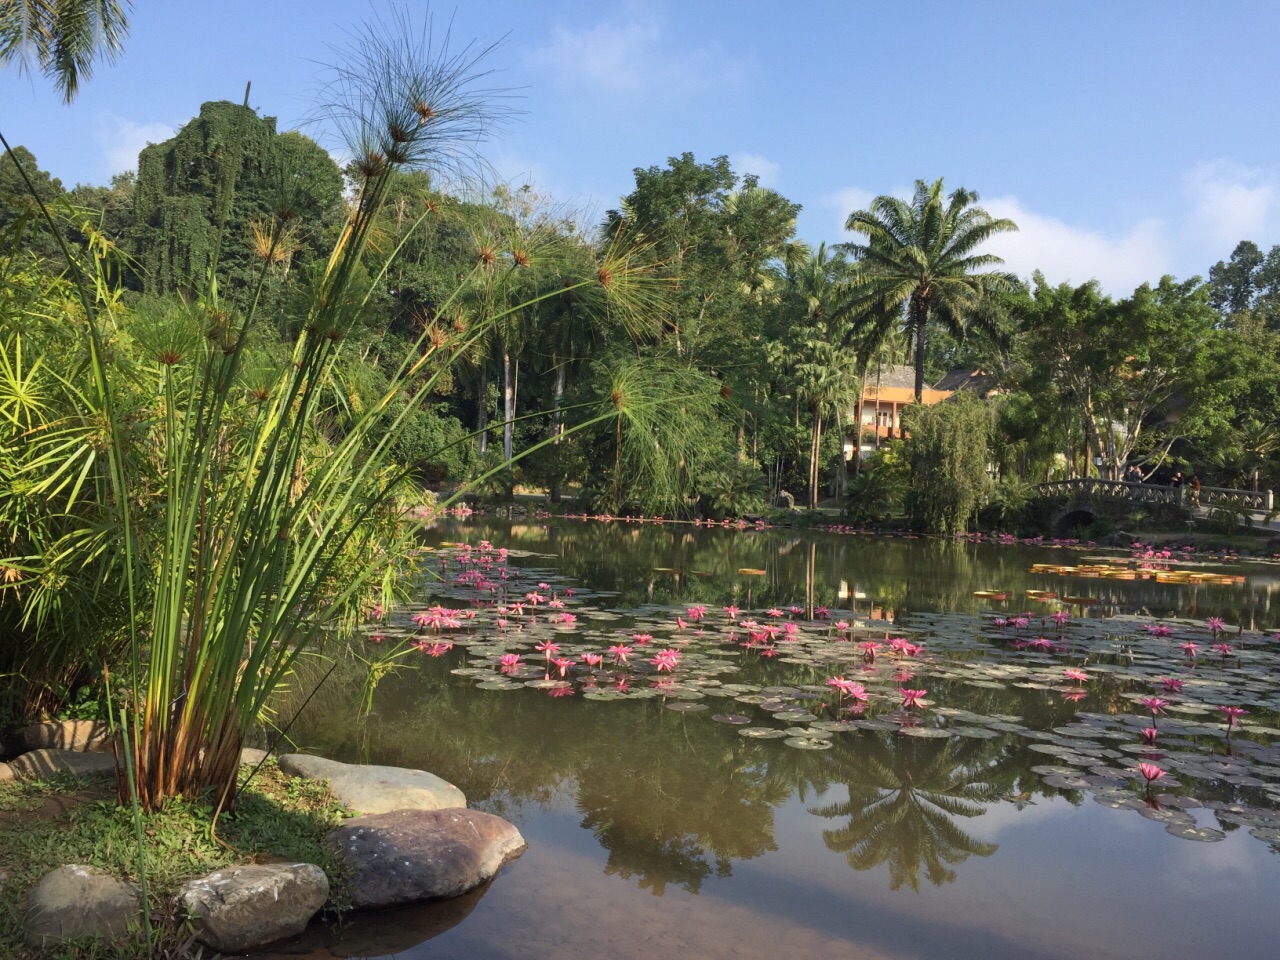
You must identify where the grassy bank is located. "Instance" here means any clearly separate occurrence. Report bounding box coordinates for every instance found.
[0,762,351,959]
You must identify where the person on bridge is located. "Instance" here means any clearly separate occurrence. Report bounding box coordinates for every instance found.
[1189,474,1202,507]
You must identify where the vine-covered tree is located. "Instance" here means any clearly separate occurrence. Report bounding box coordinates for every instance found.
[903,393,992,535]
[129,100,343,303]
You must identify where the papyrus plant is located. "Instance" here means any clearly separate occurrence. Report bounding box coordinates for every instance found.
[4,13,668,812]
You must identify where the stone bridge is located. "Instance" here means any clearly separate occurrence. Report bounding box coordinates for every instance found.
[1034,478,1274,533]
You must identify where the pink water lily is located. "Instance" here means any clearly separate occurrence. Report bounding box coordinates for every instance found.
[686,605,707,620]
[1138,762,1167,784]
[827,676,867,701]
[1159,677,1184,693]
[632,633,654,645]
[582,653,604,669]
[766,608,784,618]
[651,649,681,672]
[535,640,561,660]
[1138,696,1168,725]
[899,688,928,709]
[1206,616,1227,635]
[1179,640,1199,658]
[1218,705,1248,730]
[723,605,741,619]
[552,656,575,677]
[608,644,633,663]
[1063,668,1089,683]
[834,620,851,633]
[1212,642,1234,657]
[859,640,882,659]
[1144,623,1173,637]
[499,653,521,668]
[1141,727,1159,744]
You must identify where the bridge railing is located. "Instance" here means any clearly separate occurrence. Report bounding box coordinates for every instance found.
[1035,478,1274,512]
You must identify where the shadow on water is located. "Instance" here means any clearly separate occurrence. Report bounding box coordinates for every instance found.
[257,882,490,958]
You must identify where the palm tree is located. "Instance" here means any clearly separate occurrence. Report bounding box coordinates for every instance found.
[840,178,1018,401]
[782,244,860,503]
[795,339,858,509]
[0,0,130,102]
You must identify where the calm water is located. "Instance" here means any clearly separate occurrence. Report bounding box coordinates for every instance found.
[265,520,1280,960]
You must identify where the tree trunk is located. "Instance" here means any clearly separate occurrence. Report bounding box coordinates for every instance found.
[874,356,883,451]
[852,358,868,478]
[550,359,566,503]
[477,364,488,456]
[809,409,824,509]
[502,343,514,462]
[913,296,929,403]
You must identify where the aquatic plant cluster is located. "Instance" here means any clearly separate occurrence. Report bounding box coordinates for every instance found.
[364,540,1280,849]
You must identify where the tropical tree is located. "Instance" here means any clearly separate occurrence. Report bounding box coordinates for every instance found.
[840,178,1018,401]
[0,0,130,102]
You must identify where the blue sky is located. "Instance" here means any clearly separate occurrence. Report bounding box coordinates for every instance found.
[3,0,1279,293]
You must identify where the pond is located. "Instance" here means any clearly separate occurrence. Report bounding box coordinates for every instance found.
[264,519,1280,960]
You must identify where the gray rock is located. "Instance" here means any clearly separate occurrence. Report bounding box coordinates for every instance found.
[277,754,465,815]
[17,720,112,753]
[179,863,328,954]
[0,761,14,782]
[240,747,269,766]
[9,748,116,780]
[24,865,140,946]
[329,808,526,910]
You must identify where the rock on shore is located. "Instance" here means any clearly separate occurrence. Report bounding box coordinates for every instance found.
[277,754,466,814]
[329,808,526,909]
[179,863,328,953]
[24,865,140,946]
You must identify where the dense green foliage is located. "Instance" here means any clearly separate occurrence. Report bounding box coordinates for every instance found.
[3,32,1280,729]
[903,394,993,536]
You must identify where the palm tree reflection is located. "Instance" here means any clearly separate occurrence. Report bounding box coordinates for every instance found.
[811,733,999,890]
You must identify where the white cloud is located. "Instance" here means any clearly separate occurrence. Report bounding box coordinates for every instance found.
[823,186,876,237]
[1181,159,1280,257]
[730,153,780,188]
[526,10,745,96]
[982,195,1170,293]
[822,185,1169,294]
[96,115,173,176]
[822,162,1280,296]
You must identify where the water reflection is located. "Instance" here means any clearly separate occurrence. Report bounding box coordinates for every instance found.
[262,521,1280,958]
[810,734,1000,890]
[285,658,1030,900]
[429,517,1280,629]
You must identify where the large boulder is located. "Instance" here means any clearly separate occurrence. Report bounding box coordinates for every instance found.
[178,863,328,954]
[17,720,112,753]
[277,754,465,815]
[329,808,526,910]
[9,748,116,780]
[24,865,140,946]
